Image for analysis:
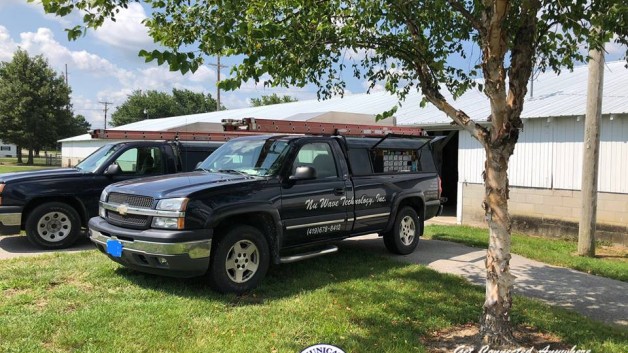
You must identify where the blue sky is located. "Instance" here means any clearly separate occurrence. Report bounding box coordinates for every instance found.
[0,1,332,129]
[1,1,625,131]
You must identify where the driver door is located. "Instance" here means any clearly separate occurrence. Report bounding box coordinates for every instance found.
[280,141,350,247]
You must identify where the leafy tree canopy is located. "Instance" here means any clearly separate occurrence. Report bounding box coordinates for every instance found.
[0,48,79,163]
[250,94,298,107]
[111,88,220,127]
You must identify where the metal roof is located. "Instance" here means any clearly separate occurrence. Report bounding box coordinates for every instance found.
[60,61,627,142]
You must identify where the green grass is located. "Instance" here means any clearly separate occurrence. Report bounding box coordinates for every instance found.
[1,249,626,353]
[0,165,50,173]
[0,155,60,174]
[424,225,628,282]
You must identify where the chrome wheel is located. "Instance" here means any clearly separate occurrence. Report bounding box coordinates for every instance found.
[37,211,72,242]
[399,215,416,246]
[225,240,260,283]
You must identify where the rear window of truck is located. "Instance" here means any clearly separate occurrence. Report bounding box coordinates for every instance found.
[346,138,437,175]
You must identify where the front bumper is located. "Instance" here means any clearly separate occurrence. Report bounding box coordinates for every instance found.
[0,206,22,235]
[89,217,212,278]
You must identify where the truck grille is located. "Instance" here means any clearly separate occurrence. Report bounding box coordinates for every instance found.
[106,193,154,229]
[108,193,154,208]
[107,212,150,228]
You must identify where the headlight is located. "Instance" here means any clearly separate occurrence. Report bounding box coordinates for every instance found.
[98,189,109,218]
[156,198,188,211]
[100,189,109,202]
[152,217,185,229]
[153,198,188,229]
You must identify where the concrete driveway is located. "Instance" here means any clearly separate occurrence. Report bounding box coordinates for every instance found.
[0,234,95,260]
[341,234,628,327]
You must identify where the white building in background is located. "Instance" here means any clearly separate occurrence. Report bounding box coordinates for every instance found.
[0,140,17,157]
[60,61,628,245]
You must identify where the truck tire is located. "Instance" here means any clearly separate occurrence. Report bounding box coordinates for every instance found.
[208,225,270,294]
[383,206,420,255]
[25,202,82,249]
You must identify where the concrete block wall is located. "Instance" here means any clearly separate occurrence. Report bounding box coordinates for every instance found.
[461,183,628,246]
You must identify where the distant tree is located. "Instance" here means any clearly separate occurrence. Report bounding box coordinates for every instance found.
[250,94,298,107]
[111,88,220,127]
[0,49,72,164]
[172,88,224,115]
[58,114,91,139]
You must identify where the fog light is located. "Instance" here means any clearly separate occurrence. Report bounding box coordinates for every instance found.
[158,257,168,265]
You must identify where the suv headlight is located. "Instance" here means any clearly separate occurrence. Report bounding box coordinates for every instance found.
[98,189,109,218]
[100,189,109,202]
[152,198,188,229]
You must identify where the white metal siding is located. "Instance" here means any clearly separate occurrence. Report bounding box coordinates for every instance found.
[458,133,484,184]
[552,118,584,190]
[61,140,125,163]
[0,141,17,157]
[599,116,628,193]
[510,119,553,188]
[458,115,627,194]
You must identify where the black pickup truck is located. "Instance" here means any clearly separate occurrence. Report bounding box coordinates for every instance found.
[0,140,221,249]
[89,134,443,293]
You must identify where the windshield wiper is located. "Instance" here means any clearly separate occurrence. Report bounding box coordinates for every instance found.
[217,169,248,175]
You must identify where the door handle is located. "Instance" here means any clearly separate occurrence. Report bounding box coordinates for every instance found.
[334,188,345,196]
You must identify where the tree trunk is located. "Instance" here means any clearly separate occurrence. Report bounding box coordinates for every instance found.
[16,146,23,164]
[479,141,517,347]
[27,148,34,165]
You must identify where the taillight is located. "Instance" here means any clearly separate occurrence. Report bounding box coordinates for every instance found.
[0,183,4,205]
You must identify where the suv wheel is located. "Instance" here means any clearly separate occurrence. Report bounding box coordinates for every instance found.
[383,206,421,255]
[208,225,270,294]
[25,202,81,249]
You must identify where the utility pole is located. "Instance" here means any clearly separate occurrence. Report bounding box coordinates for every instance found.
[99,101,113,129]
[207,55,225,111]
[578,47,604,257]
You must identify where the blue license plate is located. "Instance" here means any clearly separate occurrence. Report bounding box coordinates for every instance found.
[106,239,123,258]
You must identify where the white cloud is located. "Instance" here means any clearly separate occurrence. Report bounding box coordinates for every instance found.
[92,3,153,51]
[71,95,104,129]
[18,28,131,81]
[362,80,385,93]
[0,26,18,61]
[343,48,376,62]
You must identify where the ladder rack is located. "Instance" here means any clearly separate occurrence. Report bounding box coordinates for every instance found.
[90,117,424,141]
[89,129,259,141]
[222,118,424,136]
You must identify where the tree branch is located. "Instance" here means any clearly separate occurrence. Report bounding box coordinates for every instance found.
[448,0,483,33]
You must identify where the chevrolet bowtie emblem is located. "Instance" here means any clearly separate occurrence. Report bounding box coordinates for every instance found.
[117,204,129,216]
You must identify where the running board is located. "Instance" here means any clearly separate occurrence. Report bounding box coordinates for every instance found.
[279,245,339,264]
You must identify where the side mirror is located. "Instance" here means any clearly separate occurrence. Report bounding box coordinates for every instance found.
[289,166,316,181]
[104,163,121,176]
[195,162,202,170]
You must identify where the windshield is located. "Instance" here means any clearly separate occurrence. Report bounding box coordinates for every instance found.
[197,138,290,176]
[75,143,124,173]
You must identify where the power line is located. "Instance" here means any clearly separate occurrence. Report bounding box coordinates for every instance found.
[99,101,113,129]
